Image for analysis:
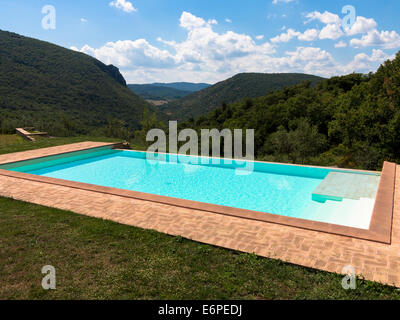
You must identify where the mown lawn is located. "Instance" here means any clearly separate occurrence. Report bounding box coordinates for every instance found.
[0,134,120,156]
[0,135,399,299]
[1,197,400,300]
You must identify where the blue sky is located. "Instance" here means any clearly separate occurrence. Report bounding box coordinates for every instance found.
[1,0,400,84]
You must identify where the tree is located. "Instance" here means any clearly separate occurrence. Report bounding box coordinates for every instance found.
[105,119,131,140]
[271,119,327,164]
[134,109,165,145]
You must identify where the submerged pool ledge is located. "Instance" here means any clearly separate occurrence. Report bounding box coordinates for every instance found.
[0,157,395,244]
[311,171,381,203]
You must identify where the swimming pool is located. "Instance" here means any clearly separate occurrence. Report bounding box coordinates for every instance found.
[0,146,381,230]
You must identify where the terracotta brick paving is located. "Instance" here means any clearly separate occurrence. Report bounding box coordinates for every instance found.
[0,142,399,287]
[0,141,118,164]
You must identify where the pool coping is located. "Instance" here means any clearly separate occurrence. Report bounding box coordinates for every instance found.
[0,142,124,165]
[0,144,395,244]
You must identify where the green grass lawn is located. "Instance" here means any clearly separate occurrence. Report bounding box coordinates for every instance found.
[0,134,399,299]
[0,134,119,155]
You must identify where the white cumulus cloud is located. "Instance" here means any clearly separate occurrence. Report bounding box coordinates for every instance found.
[71,11,396,83]
[344,49,395,72]
[109,0,137,13]
[345,16,377,36]
[271,28,318,43]
[350,29,400,49]
[305,11,341,25]
[319,23,344,40]
[298,29,319,41]
[77,39,176,68]
[305,11,343,40]
[180,11,208,30]
[304,10,400,49]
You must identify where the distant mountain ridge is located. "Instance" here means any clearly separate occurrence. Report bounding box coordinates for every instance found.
[128,82,211,104]
[0,30,153,133]
[160,73,325,120]
[127,84,192,102]
[151,82,211,92]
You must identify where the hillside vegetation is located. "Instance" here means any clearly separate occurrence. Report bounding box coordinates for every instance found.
[161,73,324,120]
[0,30,152,136]
[182,53,400,170]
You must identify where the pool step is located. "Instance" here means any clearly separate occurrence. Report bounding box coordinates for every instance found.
[302,197,375,229]
[312,172,380,203]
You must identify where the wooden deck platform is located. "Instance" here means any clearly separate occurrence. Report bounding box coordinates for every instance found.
[15,128,48,141]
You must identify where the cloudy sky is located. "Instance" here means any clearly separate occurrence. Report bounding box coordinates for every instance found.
[1,0,400,84]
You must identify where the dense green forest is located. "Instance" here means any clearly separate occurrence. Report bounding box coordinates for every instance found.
[160,73,324,120]
[127,84,192,101]
[179,53,400,170]
[0,30,155,137]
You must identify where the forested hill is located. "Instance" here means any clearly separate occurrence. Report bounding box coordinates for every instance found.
[182,53,400,170]
[160,73,324,120]
[0,30,152,135]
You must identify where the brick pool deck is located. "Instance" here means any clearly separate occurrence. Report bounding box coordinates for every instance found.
[0,142,399,287]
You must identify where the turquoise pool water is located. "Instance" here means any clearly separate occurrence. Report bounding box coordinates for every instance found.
[1,147,380,229]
